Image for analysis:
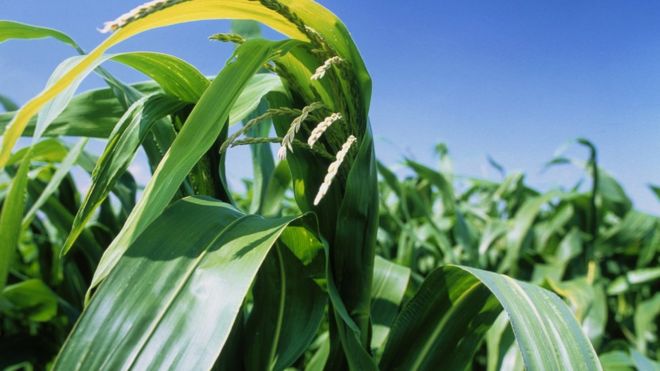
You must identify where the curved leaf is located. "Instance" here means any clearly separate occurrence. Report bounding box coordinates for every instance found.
[112,52,208,102]
[0,20,79,49]
[380,265,601,371]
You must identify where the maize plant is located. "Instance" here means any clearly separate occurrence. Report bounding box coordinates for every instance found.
[0,1,614,370]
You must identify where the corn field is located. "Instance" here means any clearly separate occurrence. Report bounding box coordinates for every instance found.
[0,1,658,370]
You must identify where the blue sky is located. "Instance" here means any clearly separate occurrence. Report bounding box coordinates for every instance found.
[1,1,659,213]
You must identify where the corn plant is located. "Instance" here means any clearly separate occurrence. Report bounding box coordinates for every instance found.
[1,1,603,370]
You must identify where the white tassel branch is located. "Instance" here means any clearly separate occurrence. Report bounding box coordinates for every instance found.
[310,56,343,80]
[278,102,322,160]
[99,0,188,33]
[313,135,357,206]
[308,113,342,148]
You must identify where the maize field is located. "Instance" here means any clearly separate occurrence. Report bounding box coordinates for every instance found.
[0,1,657,370]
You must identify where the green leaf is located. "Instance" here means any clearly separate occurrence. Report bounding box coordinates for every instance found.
[0,279,57,322]
[243,98,275,214]
[230,73,285,126]
[260,159,293,216]
[380,265,601,371]
[244,245,325,371]
[328,126,380,370]
[599,350,634,371]
[22,138,88,228]
[0,20,80,49]
[54,197,308,370]
[5,138,68,165]
[1,279,58,322]
[634,293,660,355]
[500,191,559,274]
[650,184,660,201]
[0,94,18,112]
[0,156,31,290]
[0,83,161,139]
[62,93,185,255]
[112,52,208,103]
[630,348,659,371]
[371,256,410,353]
[405,159,476,263]
[607,267,660,295]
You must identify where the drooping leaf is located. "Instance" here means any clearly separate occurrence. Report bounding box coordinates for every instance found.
[380,265,601,371]
[0,20,80,49]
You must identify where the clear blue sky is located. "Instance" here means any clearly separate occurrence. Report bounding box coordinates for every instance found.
[1,1,659,213]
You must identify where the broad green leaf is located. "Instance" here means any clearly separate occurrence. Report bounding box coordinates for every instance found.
[230,73,285,125]
[34,51,207,141]
[2,50,204,162]
[371,256,410,353]
[380,265,601,371]
[547,278,607,347]
[485,313,522,371]
[62,94,185,255]
[54,196,308,370]
[89,39,301,292]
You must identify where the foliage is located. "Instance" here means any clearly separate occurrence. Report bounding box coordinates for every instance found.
[375,142,659,369]
[0,1,654,370]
